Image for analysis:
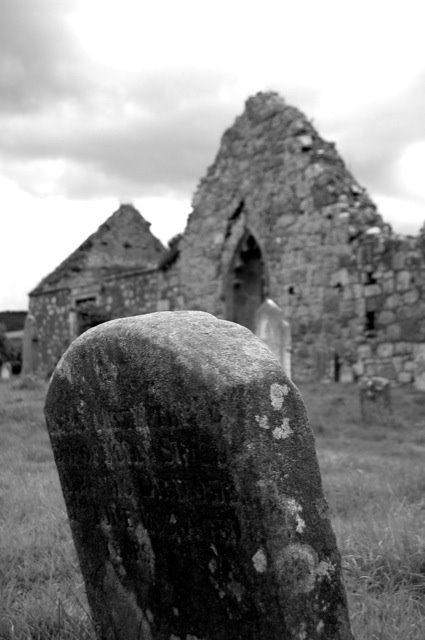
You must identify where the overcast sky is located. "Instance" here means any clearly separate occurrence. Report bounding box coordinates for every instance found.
[1,0,425,311]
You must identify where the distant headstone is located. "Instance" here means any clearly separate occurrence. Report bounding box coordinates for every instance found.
[313,344,330,381]
[254,298,291,378]
[1,362,12,380]
[340,364,354,384]
[359,376,393,424]
[22,314,39,376]
[414,344,425,391]
[45,311,353,640]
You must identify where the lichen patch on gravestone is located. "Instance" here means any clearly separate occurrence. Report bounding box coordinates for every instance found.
[316,559,336,580]
[252,548,268,573]
[255,414,270,429]
[270,382,289,410]
[285,498,306,533]
[272,417,293,440]
[276,543,318,594]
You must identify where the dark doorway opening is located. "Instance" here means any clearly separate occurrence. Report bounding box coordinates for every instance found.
[75,299,110,336]
[226,232,266,331]
[334,353,341,382]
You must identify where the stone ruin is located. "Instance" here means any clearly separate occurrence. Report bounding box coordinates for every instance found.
[45,312,353,639]
[28,91,425,386]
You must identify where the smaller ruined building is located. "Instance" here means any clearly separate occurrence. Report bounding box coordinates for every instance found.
[28,206,165,375]
[29,92,425,384]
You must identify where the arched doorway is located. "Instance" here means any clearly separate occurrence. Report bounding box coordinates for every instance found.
[226,232,266,331]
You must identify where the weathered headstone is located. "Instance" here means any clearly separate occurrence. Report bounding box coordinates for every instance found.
[45,311,353,640]
[254,298,291,378]
[339,364,354,385]
[22,314,39,376]
[1,361,12,380]
[359,376,393,424]
[414,344,425,391]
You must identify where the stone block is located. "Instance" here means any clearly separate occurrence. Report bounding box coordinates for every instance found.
[364,284,381,298]
[396,270,411,292]
[394,342,412,355]
[386,324,401,340]
[393,252,406,270]
[391,356,404,373]
[351,283,363,299]
[45,311,353,640]
[378,310,395,325]
[403,289,420,305]
[385,294,400,309]
[357,344,372,359]
[156,298,170,312]
[330,269,350,287]
[377,343,394,358]
[399,371,413,384]
[382,276,394,294]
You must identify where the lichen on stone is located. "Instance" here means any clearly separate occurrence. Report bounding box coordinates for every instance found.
[270,382,290,410]
[255,414,270,429]
[272,417,293,440]
[286,498,306,533]
[252,548,268,573]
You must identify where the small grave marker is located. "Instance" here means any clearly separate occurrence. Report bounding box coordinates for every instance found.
[254,298,291,378]
[1,361,12,380]
[45,311,352,640]
[414,344,425,391]
[22,314,39,376]
[359,376,393,424]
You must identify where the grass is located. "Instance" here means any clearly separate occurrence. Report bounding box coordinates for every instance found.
[1,379,425,638]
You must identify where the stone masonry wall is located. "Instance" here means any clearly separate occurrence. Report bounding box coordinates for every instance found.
[29,288,71,376]
[30,269,160,376]
[100,269,160,319]
[174,92,388,381]
[349,232,425,384]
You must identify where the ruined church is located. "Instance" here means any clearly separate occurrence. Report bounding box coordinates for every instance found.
[28,92,425,384]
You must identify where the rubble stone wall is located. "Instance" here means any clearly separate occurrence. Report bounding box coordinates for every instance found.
[29,288,71,376]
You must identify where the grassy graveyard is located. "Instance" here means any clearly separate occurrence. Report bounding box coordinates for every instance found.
[1,378,425,639]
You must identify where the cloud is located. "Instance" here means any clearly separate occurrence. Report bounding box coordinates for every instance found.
[0,0,91,114]
[325,73,425,198]
[0,63,240,199]
[1,0,425,213]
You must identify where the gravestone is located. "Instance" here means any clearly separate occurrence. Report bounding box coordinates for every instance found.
[339,364,354,384]
[359,376,393,424]
[414,344,425,391]
[254,299,291,378]
[22,314,39,376]
[45,311,353,640]
[1,361,12,380]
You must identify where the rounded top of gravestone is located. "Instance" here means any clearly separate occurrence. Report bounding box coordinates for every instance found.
[54,311,289,393]
[255,298,290,324]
